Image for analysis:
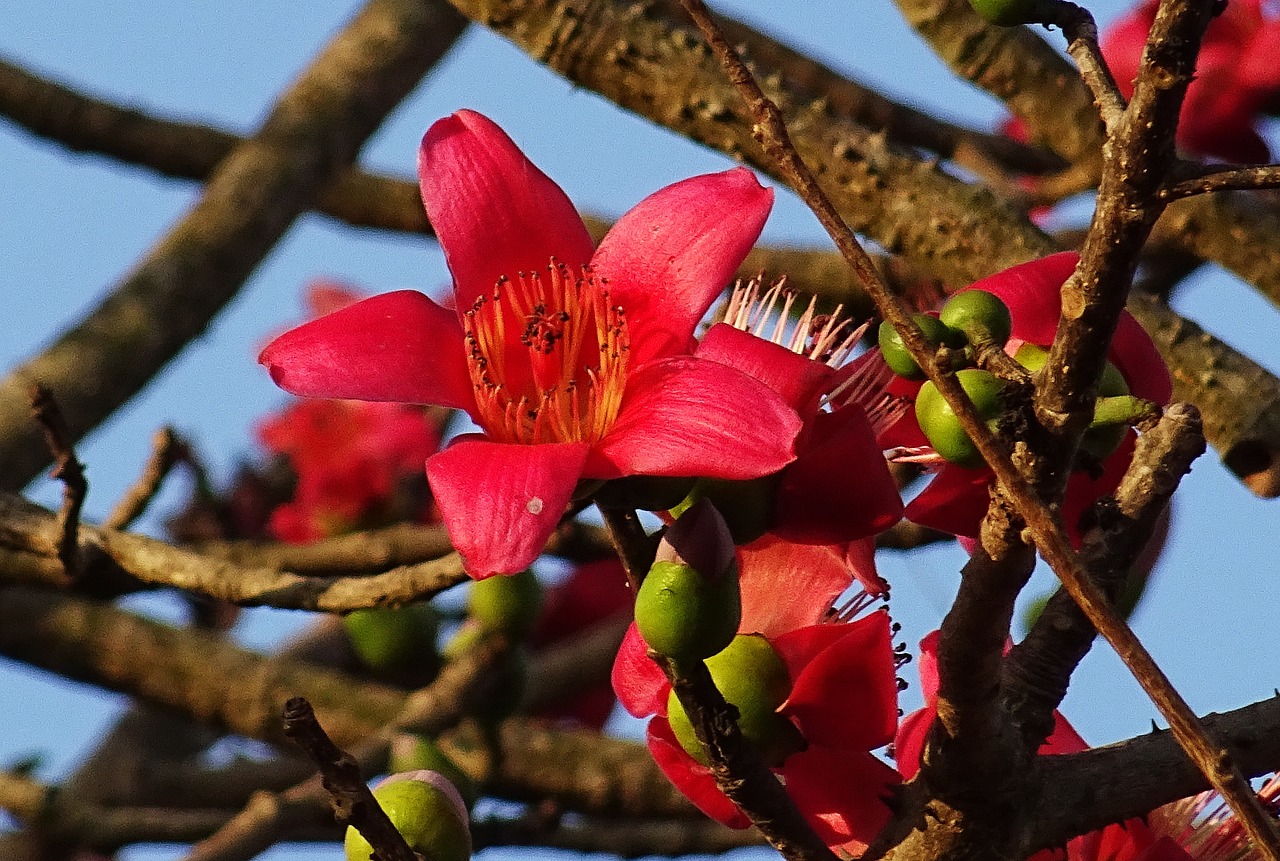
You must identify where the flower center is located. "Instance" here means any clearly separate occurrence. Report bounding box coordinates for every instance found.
[463,260,629,446]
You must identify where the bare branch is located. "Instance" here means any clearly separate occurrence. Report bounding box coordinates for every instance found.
[0,0,468,491]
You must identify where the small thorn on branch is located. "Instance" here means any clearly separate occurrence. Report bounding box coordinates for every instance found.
[282,696,420,861]
[29,384,87,580]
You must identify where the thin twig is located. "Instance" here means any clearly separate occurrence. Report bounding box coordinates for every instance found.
[28,385,86,580]
[104,426,189,530]
[596,506,657,592]
[282,697,419,861]
[677,0,1280,854]
[1160,164,1280,201]
[1050,3,1127,132]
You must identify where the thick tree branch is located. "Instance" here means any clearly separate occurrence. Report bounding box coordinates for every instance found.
[0,0,467,491]
[1031,694,1280,850]
[894,0,1280,315]
[1005,403,1205,748]
[1127,292,1280,497]
[0,586,696,819]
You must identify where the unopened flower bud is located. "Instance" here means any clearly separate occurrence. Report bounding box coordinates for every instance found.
[667,633,804,766]
[389,735,477,810]
[343,604,440,684]
[635,500,741,661]
[344,770,471,861]
[468,569,543,637]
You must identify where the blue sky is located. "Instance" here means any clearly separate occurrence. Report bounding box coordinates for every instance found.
[2,2,1278,858]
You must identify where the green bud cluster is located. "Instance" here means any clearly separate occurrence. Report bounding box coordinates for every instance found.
[881,291,1143,468]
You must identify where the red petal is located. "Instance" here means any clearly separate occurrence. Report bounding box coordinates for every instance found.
[970,251,1079,347]
[259,291,474,411]
[695,324,834,414]
[916,630,941,704]
[1041,711,1089,755]
[646,718,751,828]
[892,706,933,780]
[844,538,890,599]
[425,436,588,578]
[592,168,773,366]
[779,612,899,751]
[782,746,898,854]
[1112,313,1172,404]
[611,623,671,718]
[903,464,993,541]
[773,407,904,543]
[586,357,801,480]
[738,537,854,638]
[418,110,595,313]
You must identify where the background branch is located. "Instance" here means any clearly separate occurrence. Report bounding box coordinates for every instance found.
[0,0,467,491]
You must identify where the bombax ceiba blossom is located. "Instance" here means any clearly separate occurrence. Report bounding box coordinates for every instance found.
[260,110,801,577]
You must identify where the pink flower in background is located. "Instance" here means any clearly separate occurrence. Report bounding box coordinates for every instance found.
[890,252,1171,544]
[1102,0,1280,163]
[695,280,906,596]
[613,566,901,855]
[261,110,802,577]
[258,398,442,542]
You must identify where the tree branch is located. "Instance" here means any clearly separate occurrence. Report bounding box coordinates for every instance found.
[0,0,468,490]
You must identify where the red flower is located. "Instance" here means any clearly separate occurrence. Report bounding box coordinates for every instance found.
[260,110,803,577]
[613,563,901,855]
[258,398,442,542]
[256,282,444,543]
[694,280,906,595]
[1102,0,1280,163]
[894,631,1180,861]
[892,252,1171,544]
[528,557,632,728]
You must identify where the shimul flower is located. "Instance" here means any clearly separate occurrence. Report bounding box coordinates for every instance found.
[260,110,803,577]
[258,399,442,542]
[887,251,1171,544]
[1102,0,1280,163]
[528,557,632,728]
[1134,773,1280,861]
[898,632,1280,861]
[257,282,444,543]
[694,278,906,595]
[613,558,901,855]
[893,630,1090,780]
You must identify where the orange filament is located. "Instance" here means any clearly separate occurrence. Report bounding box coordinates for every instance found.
[463,259,630,446]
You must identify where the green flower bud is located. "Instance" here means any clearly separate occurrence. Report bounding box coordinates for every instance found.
[878,314,962,380]
[343,605,439,683]
[667,634,804,767]
[940,290,1013,347]
[389,735,478,810]
[968,0,1046,26]
[344,770,471,861]
[468,569,542,637]
[635,500,741,661]
[915,369,1005,469]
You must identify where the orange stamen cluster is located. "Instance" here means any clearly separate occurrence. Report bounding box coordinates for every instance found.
[463,259,629,446]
